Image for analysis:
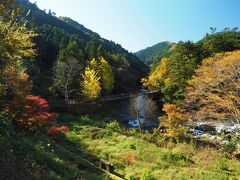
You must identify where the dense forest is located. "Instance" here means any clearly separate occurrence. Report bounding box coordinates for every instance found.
[143,29,240,103]
[0,0,239,179]
[16,0,148,99]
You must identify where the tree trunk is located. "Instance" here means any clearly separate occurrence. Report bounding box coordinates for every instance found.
[137,114,142,132]
[65,88,69,102]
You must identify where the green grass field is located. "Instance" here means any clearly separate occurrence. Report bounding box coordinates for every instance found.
[1,114,239,180]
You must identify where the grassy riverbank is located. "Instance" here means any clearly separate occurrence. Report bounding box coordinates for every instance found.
[1,114,239,179]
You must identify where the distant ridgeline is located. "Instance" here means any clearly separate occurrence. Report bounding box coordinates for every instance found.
[15,0,148,98]
[135,41,176,66]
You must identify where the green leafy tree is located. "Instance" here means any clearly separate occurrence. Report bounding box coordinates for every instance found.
[163,41,200,103]
[99,57,114,93]
[81,67,101,99]
[143,41,200,103]
[0,17,36,69]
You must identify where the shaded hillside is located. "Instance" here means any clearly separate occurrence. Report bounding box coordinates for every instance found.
[135,41,175,65]
[15,0,148,97]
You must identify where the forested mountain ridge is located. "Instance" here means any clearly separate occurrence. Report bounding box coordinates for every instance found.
[143,28,240,104]
[15,0,148,98]
[135,41,175,65]
[58,16,101,39]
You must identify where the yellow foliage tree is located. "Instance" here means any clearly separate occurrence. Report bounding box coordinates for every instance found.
[0,1,36,110]
[89,58,98,70]
[89,57,114,93]
[0,21,36,67]
[81,67,101,99]
[99,57,114,93]
[142,58,170,89]
[183,51,240,124]
[160,103,185,136]
[0,1,36,68]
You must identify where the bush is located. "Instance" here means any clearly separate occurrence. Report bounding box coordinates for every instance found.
[0,112,13,146]
[48,126,70,135]
[125,151,137,165]
[161,149,188,162]
[129,144,137,150]
[86,127,112,139]
[19,95,58,131]
[219,159,229,171]
[106,121,121,132]
[223,138,238,154]
[0,112,12,130]
[129,128,139,135]
[141,169,156,180]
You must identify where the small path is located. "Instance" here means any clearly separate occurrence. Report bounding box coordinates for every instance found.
[50,90,159,107]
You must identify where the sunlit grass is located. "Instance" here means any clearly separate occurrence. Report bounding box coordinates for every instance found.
[59,114,240,179]
[1,114,239,179]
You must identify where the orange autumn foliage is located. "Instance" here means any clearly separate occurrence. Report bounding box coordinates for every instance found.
[125,151,137,165]
[160,104,185,137]
[2,65,32,116]
[183,51,240,123]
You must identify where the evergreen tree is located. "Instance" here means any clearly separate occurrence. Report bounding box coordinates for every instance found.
[97,44,105,58]
[86,39,97,60]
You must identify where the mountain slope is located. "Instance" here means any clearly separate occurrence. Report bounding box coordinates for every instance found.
[15,0,148,96]
[59,16,101,39]
[135,41,175,65]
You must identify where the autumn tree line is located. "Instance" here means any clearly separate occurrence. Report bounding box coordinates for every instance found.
[0,0,72,141]
[142,29,240,136]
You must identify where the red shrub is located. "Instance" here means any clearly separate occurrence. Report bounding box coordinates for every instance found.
[125,151,136,165]
[48,126,69,134]
[19,95,58,130]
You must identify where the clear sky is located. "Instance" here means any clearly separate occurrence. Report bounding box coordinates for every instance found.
[30,0,240,52]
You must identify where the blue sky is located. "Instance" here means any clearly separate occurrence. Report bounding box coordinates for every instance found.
[30,0,240,52]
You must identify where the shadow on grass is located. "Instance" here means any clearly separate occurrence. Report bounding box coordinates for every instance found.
[0,129,118,179]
